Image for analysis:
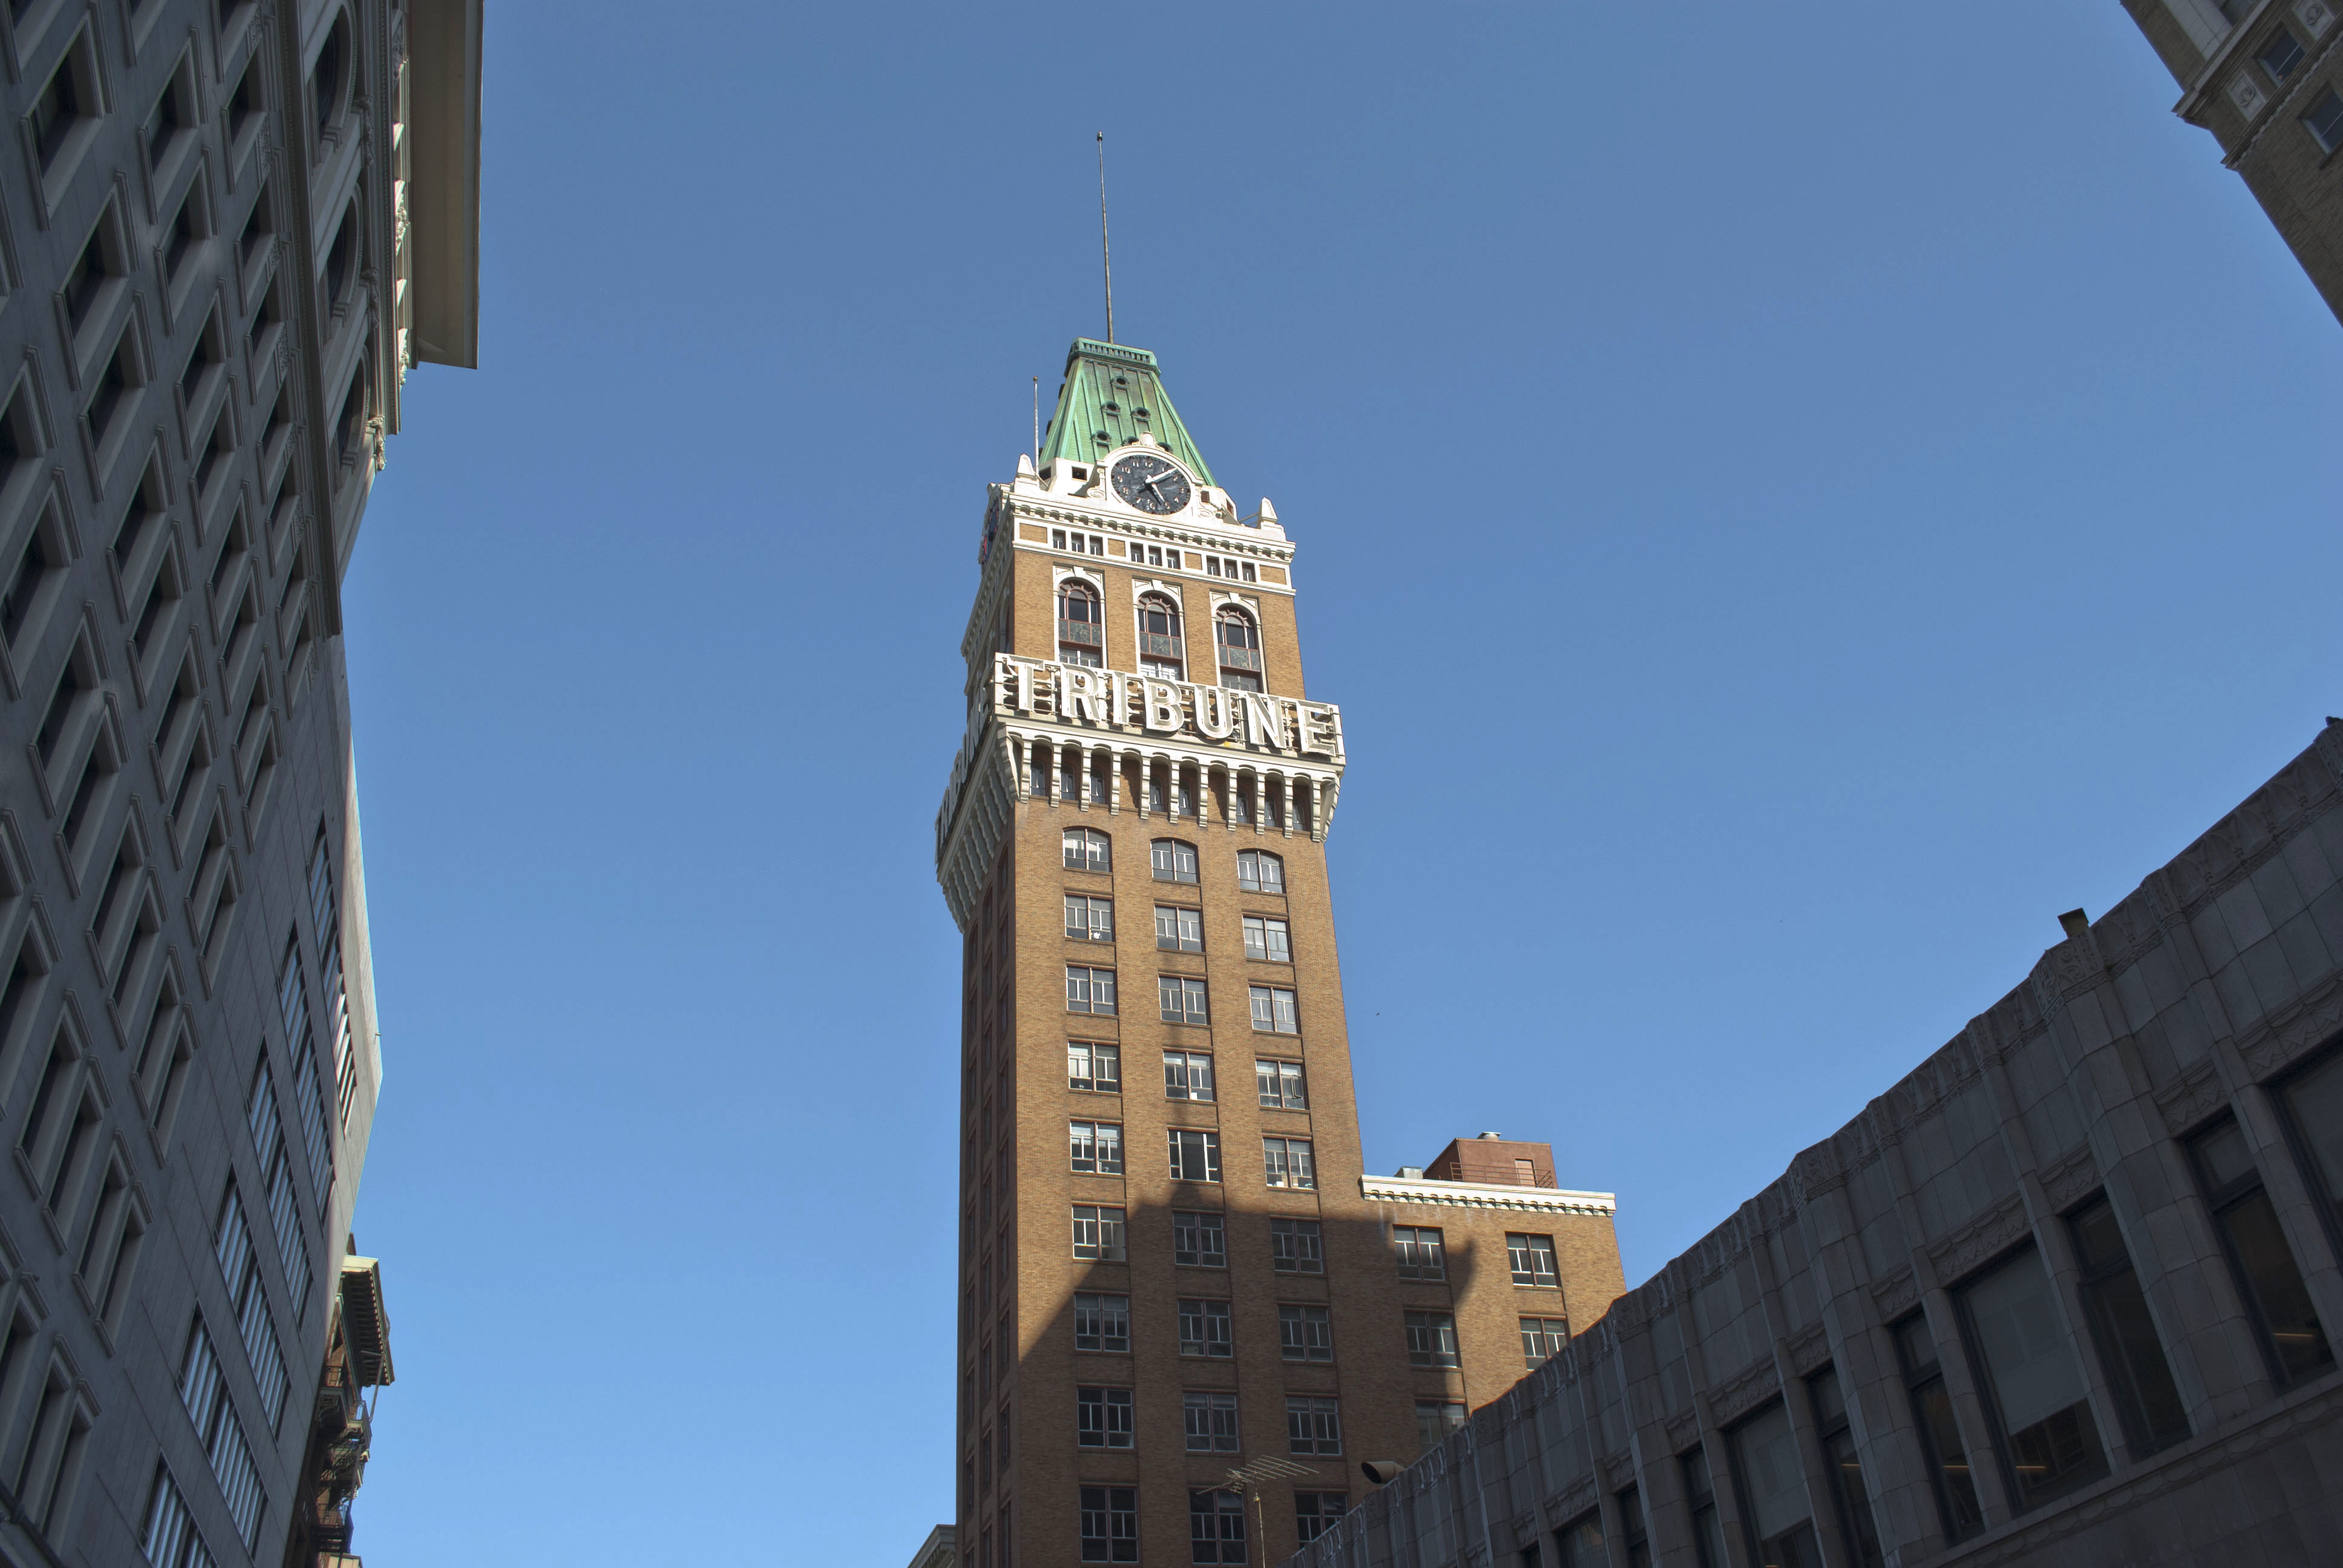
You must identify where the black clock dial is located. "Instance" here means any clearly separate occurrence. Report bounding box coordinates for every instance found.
[1110,454,1191,515]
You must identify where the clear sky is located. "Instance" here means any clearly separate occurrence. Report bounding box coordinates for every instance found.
[340,4,2343,1562]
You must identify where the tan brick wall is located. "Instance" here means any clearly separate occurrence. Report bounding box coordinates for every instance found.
[959,539,1622,1567]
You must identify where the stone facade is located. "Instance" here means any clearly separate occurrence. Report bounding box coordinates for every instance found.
[935,340,1626,1568]
[1282,722,2343,1568]
[0,1,474,1565]
[2122,0,2343,324]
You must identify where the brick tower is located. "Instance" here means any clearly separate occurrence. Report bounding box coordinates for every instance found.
[936,338,1625,1568]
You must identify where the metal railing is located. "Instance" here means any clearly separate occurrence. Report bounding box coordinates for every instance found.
[1215,643,1262,671]
[1141,632,1183,659]
[1058,619,1101,646]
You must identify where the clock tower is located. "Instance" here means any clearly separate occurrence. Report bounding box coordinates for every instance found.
[936,338,1625,1568]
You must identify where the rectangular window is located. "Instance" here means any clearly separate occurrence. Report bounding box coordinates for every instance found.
[1507,1232,1560,1287]
[1413,1399,1464,1454]
[1270,1217,1323,1274]
[1286,1396,1342,1455]
[1074,1292,1130,1353]
[1521,1316,1569,1367]
[1175,1210,1226,1269]
[1179,1298,1233,1359]
[1279,1303,1334,1362]
[2259,25,2307,80]
[1256,1059,1307,1109]
[2187,1117,2335,1387]
[1068,1042,1121,1094]
[1064,828,1111,872]
[1404,1310,1460,1368]
[1079,1486,1138,1564]
[1163,1050,1216,1102]
[1262,1137,1315,1189]
[1065,895,1114,942]
[1236,850,1283,893]
[1681,1445,1727,1568]
[2310,86,2343,153]
[1072,1204,1126,1262]
[1958,1247,2108,1509]
[1248,984,1298,1033]
[1190,1487,1247,1564]
[1728,1402,1819,1568]
[2066,1196,2189,1457]
[1169,1128,1222,1183]
[1394,1226,1446,1281]
[2280,1047,2343,1264]
[1156,904,1203,953]
[1625,1490,1668,1568]
[1152,840,1199,884]
[1241,915,1291,963]
[1070,1120,1124,1175]
[1067,965,1117,1015]
[1184,1391,1240,1454]
[1160,975,1209,1025]
[1294,1493,1348,1545]
[1555,1513,1605,1568]
[1077,1386,1134,1449]
[1895,1315,1985,1542]
[1807,1368,1883,1568]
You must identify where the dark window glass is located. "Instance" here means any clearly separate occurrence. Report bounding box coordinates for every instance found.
[1728,1402,1822,1568]
[1807,1368,1884,1568]
[1957,1246,2107,1509]
[1076,1386,1133,1449]
[1294,1493,1348,1544]
[2188,1117,2335,1387]
[1616,1486,1650,1568]
[2259,27,2306,80]
[1680,1446,1726,1568]
[1413,1399,1464,1454]
[2279,1048,2343,1251]
[1079,1486,1138,1564]
[1554,1514,1604,1568]
[1173,1210,1224,1269]
[1894,1315,1984,1543]
[2066,1197,2189,1455]
[1189,1488,1245,1564]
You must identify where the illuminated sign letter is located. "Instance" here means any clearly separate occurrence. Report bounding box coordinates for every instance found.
[1243,693,1288,750]
[1144,681,1184,733]
[1058,667,1106,724]
[1194,685,1241,740]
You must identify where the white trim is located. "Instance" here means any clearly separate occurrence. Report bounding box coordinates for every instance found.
[1362,1173,1617,1217]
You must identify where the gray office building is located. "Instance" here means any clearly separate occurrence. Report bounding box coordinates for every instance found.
[0,0,476,1564]
[1284,721,2343,1567]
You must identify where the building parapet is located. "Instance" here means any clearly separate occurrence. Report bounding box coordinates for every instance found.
[1360,1174,1617,1217]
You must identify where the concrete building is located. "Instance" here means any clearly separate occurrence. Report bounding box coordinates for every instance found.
[2122,0,2343,322]
[0,0,476,1564]
[933,337,1625,1568]
[1282,721,2343,1568]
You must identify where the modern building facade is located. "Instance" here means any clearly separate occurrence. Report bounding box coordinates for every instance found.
[933,338,1625,1568]
[2123,0,2343,322]
[0,0,477,1564]
[1282,721,2343,1568]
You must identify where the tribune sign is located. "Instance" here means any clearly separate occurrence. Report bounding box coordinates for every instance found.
[992,653,1343,759]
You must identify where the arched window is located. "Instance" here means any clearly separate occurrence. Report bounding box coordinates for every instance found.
[1214,608,1262,693]
[1057,580,1103,667]
[1136,595,1183,679]
[1063,828,1110,872]
[1236,849,1283,895]
[1150,839,1199,885]
[309,13,350,139]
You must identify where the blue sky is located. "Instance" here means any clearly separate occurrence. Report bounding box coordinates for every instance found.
[339,4,2342,1562]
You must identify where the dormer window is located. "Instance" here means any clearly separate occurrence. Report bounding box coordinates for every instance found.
[1214,609,1262,693]
[1136,595,1182,679]
[1058,581,1103,668]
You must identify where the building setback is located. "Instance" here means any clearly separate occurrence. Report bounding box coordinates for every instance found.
[1282,722,2343,1568]
[934,338,1627,1568]
[0,0,475,1564]
[2122,0,2343,323]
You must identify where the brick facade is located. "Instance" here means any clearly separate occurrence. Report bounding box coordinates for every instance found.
[936,341,1626,1568]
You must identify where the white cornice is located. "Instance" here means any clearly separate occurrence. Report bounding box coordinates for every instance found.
[1360,1174,1617,1217]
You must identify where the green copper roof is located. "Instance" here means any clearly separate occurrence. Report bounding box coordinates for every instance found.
[1038,339,1216,485]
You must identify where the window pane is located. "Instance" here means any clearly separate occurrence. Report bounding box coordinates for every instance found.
[2066,1199,2189,1455]
[2284,1052,2343,1234]
[1729,1403,1811,1547]
[1962,1249,2106,1507]
[2190,1121,2336,1385]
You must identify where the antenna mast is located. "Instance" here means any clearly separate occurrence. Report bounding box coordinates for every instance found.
[1032,376,1041,461]
[1097,132,1114,343]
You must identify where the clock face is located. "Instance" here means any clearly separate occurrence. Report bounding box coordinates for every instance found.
[1110,453,1191,515]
